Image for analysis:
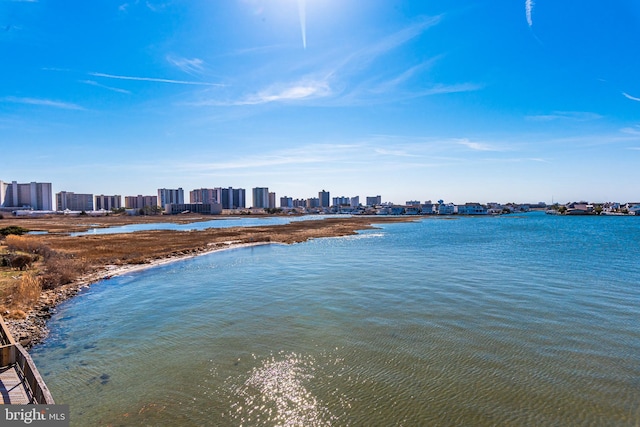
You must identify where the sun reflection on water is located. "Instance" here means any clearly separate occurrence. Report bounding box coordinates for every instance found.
[229,352,336,426]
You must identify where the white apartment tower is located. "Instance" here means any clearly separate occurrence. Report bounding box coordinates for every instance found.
[95,195,122,211]
[158,188,184,209]
[0,180,53,210]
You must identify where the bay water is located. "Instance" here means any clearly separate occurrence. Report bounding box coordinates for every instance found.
[31,213,640,426]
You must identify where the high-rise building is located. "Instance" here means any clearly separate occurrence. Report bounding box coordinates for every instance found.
[56,191,94,211]
[268,192,276,209]
[158,188,184,208]
[190,188,217,204]
[307,197,320,208]
[252,187,269,209]
[319,190,330,208]
[0,180,53,210]
[366,195,382,206]
[214,187,245,209]
[95,195,122,210]
[125,195,158,209]
[280,196,293,209]
[332,196,350,206]
[350,196,360,208]
[292,199,306,208]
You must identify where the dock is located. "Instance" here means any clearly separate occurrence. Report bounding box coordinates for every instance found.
[0,315,54,404]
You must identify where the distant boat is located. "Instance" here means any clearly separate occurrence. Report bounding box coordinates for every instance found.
[545,209,560,215]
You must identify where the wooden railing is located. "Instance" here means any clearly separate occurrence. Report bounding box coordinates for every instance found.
[0,315,55,404]
[0,314,17,367]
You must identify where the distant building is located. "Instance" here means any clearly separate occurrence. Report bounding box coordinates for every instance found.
[457,203,488,215]
[421,201,434,214]
[215,187,245,209]
[158,188,184,209]
[0,180,53,211]
[390,205,406,215]
[366,195,382,206]
[252,187,269,209]
[190,188,217,204]
[437,202,455,215]
[332,196,350,207]
[307,197,320,209]
[95,195,122,211]
[280,196,293,209]
[319,190,330,208]
[406,200,421,206]
[268,192,276,209]
[125,195,158,209]
[56,191,93,211]
[164,203,222,215]
[627,203,640,215]
[565,202,594,215]
[292,198,306,208]
[350,196,360,208]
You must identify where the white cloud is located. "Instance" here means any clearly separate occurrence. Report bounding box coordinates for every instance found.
[1,96,83,110]
[622,92,640,102]
[374,148,420,157]
[247,81,331,104]
[526,0,535,27]
[418,83,483,97]
[187,16,470,108]
[348,15,441,72]
[192,79,332,106]
[620,126,640,136]
[526,111,603,121]
[181,143,361,171]
[81,80,131,94]
[166,56,205,75]
[89,72,223,86]
[371,16,440,56]
[456,138,502,152]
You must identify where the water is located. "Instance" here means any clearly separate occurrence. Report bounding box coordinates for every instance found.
[70,215,341,236]
[31,213,640,426]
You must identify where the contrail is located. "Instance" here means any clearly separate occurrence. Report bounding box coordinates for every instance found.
[298,0,306,49]
[526,0,534,27]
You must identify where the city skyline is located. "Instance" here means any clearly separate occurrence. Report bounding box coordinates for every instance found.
[2,1,639,203]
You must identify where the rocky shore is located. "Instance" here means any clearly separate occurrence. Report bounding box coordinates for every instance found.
[1,215,414,348]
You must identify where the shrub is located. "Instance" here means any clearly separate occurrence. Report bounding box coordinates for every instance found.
[0,226,29,236]
[4,235,51,257]
[40,255,90,290]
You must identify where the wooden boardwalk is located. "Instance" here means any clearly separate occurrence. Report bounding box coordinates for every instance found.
[0,315,54,405]
[0,364,32,404]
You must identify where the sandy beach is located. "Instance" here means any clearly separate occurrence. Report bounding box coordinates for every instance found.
[0,214,414,347]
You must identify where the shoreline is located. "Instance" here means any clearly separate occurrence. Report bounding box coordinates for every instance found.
[3,215,415,348]
[4,240,273,348]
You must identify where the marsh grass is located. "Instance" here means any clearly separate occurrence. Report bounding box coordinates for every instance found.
[0,273,41,318]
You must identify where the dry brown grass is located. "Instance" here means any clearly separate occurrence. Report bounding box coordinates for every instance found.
[40,255,91,290]
[4,235,52,259]
[13,273,41,307]
[1,273,41,318]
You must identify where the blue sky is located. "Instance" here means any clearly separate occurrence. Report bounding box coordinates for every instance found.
[2,0,639,205]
